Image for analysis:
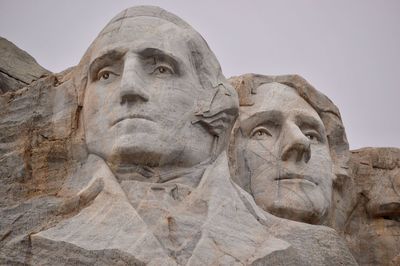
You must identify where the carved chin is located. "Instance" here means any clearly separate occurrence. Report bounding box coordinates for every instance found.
[267,202,326,224]
[108,134,170,166]
[254,189,329,224]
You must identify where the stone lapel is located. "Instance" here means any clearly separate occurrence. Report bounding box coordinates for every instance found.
[31,153,292,265]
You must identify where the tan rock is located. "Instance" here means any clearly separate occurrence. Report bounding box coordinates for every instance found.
[228,73,354,230]
[0,6,358,266]
[0,37,50,93]
[346,147,400,265]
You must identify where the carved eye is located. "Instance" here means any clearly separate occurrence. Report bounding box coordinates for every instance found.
[304,131,320,143]
[305,134,315,140]
[97,70,118,81]
[157,66,166,73]
[154,65,174,75]
[101,72,110,80]
[251,127,272,139]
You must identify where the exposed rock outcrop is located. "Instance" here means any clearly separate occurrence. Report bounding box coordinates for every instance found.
[0,37,50,94]
[346,147,400,265]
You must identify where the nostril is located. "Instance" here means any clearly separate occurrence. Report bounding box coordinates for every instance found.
[121,94,140,104]
[280,123,312,163]
[302,143,311,163]
[281,142,311,163]
[303,148,311,163]
[120,89,149,104]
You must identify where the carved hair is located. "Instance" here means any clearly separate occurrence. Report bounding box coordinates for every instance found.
[229,73,350,185]
[73,5,238,156]
[228,73,352,227]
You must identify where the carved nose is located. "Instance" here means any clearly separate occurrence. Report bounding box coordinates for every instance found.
[120,60,149,104]
[280,123,311,163]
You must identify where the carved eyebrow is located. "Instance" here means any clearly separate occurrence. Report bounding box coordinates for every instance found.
[295,113,325,135]
[138,48,181,75]
[88,49,126,80]
[242,110,283,124]
[240,110,282,135]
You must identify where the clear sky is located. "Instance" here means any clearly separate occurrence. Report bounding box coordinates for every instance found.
[0,0,399,149]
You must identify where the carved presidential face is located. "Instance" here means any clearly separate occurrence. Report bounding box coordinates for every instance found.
[363,167,400,263]
[366,169,400,221]
[346,149,400,265]
[82,16,215,168]
[235,82,334,224]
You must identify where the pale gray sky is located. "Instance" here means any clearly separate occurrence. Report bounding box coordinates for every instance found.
[0,0,399,149]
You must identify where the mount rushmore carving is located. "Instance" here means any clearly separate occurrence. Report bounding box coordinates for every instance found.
[0,6,398,266]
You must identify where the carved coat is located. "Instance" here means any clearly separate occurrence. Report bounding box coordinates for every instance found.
[31,153,357,265]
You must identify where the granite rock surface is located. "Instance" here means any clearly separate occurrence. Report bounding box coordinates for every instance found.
[0,57,357,265]
[2,5,397,266]
[0,37,50,94]
[346,147,400,265]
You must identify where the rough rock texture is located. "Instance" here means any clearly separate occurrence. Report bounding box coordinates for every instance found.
[0,5,379,266]
[0,67,86,265]
[227,74,400,266]
[346,147,400,266]
[0,66,357,265]
[0,36,50,94]
[228,73,355,231]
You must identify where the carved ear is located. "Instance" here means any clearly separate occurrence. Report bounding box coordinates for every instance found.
[192,82,238,137]
[194,108,238,136]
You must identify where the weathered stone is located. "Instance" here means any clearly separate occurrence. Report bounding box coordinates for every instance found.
[0,37,50,93]
[228,73,354,230]
[0,5,363,266]
[345,147,400,265]
[0,66,87,264]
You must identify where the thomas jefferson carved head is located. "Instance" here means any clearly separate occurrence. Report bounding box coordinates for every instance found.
[229,74,349,224]
[73,6,238,171]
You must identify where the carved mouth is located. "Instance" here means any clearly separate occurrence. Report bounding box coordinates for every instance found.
[381,215,400,222]
[274,173,318,186]
[374,203,400,223]
[112,114,154,126]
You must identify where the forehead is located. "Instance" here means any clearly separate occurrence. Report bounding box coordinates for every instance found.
[90,16,190,60]
[239,82,322,122]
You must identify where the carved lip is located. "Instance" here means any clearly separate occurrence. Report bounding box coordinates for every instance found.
[112,114,154,126]
[274,173,318,186]
[372,203,400,223]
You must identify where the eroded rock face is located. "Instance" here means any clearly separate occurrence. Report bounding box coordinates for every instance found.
[228,74,353,229]
[0,37,50,94]
[346,147,400,265]
[0,66,87,264]
[0,5,365,266]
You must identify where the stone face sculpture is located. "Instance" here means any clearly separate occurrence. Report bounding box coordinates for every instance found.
[80,7,237,173]
[229,74,351,226]
[346,147,400,265]
[0,6,360,266]
[32,5,275,265]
